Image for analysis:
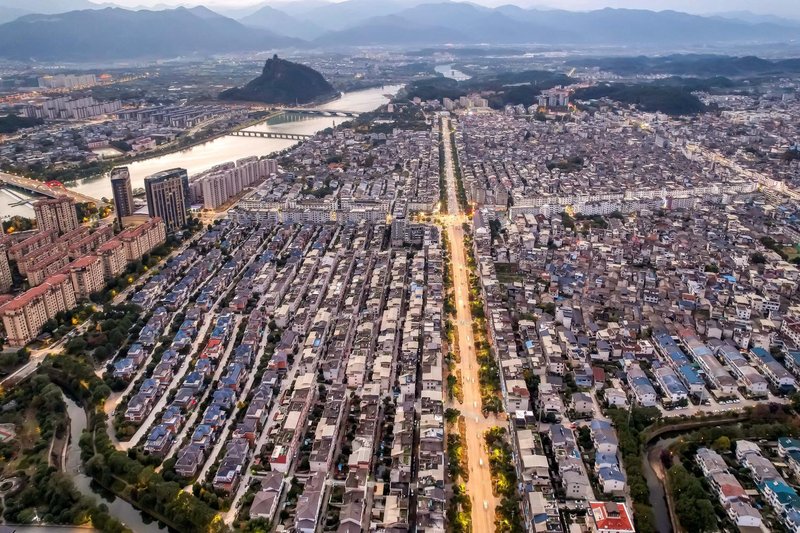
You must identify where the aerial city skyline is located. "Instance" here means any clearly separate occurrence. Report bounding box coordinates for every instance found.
[0,1,799,533]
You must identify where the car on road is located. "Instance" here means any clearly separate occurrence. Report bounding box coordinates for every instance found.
[483,501,488,510]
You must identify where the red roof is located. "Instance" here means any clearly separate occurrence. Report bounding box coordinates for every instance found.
[119,217,162,240]
[69,254,101,269]
[0,273,70,312]
[590,502,634,533]
[96,238,123,253]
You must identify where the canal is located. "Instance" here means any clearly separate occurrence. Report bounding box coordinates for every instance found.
[642,436,678,533]
[63,393,166,533]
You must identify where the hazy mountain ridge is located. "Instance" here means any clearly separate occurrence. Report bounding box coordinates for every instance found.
[327,4,800,46]
[239,5,324,40]
[0,0,799,60]
[0,6,300,61]
[570,54,800,76]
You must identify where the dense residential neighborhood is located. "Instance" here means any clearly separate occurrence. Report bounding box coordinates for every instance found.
[1,46,800,533]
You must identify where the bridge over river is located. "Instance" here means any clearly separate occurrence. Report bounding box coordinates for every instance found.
[279,107,361,118]
[227,130,311,140]
[0,172,105,206]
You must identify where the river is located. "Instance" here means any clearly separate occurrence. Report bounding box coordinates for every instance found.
[435,64,471,81]
[62,84,402,202]
[0,186,37,219]
[63,394,166,533]
[642,436,676,533]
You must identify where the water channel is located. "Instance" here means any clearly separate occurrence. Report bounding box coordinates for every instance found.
[63,393,166,533]
[642,436,677,533]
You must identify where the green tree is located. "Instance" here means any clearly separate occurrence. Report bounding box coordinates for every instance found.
[444,408,461,424]
[712,435,731,452]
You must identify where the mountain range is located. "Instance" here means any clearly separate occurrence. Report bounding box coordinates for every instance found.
[0,0,799,61]
[0,6,299,61]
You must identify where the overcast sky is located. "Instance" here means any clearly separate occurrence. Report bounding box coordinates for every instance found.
[109,0,800,19]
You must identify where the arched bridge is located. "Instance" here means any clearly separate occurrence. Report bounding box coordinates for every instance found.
[228,131,311,140]
[0,172,104,206]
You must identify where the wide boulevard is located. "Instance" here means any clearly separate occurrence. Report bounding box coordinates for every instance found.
[441,116,499,532]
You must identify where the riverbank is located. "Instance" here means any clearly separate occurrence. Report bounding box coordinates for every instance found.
[640,411,788,533]
[644,439,678,533]
[3,108,292,191]
[63,84,402,202]
[639,415,748,533]
[62,391,166,533]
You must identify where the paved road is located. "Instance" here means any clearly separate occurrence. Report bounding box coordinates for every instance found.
[223,229,326,523]
[164,314,244,468]
[223,325,302,524]
[441,117,498,532]
[120,283,224,451]
[0,171,104,205]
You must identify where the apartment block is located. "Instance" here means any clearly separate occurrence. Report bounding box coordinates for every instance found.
[95,239,128,279]
[63,255,106,299]
[0,273,76,346]
[118,217,167,263]
[145,169,190,233]
[0,245,13,293]
[111,166,135,223]
[33,196,79,235]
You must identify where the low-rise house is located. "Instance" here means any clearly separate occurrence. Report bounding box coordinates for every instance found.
[144,424,174,457]
[590,420,618,455]
[594,451,619,472]
[213,438,250,492]
[779,437,800,458]
[191,424,216,449]
[212,388,236,410]
[589,502,634,533]
[597,466,625,494]
[760,478,800,514]
[604,388,628,408]
[571,392,594,417]
[295,471,326,533]
[249,472,284,521]
[124,393,152,423]
[113,358,136,379]
[174,443,205,477]
[202,404,227,429]
[727,501,762,528]
[627,365,657,407]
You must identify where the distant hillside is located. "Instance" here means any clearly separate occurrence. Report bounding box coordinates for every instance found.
[569,54,800,77]
[312,3,799,46]
[1,0,798,59]
[405,70,574,109]
[219,55,337,105]
[573,83,706,115]
[0,6,299,61]
[239,5,324,40]
[0,0,100,23]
